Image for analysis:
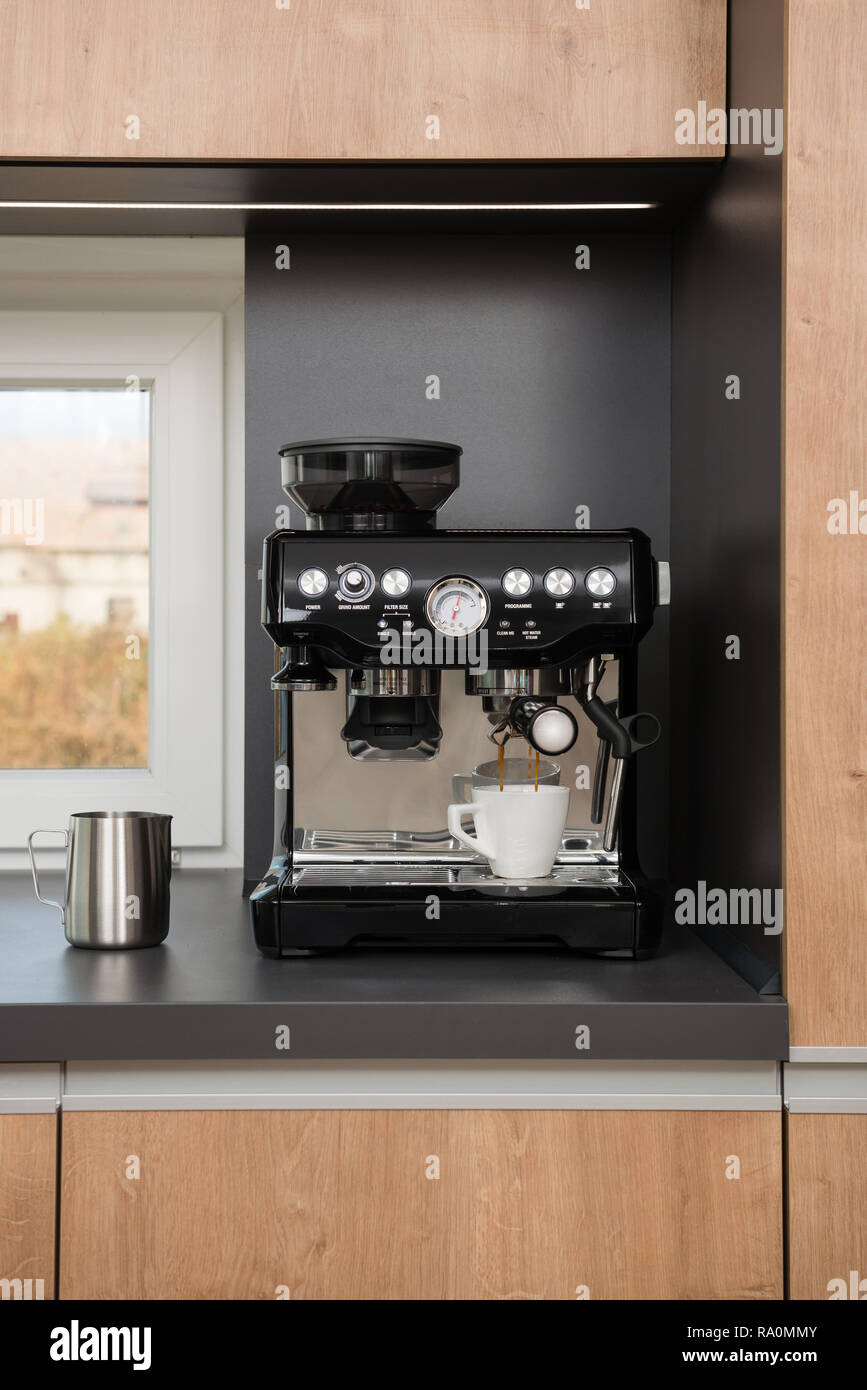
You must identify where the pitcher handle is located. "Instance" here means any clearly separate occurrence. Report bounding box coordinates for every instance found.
[27,829,69,918]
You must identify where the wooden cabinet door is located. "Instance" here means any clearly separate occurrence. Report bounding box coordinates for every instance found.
[451,1110,781,1300]
[788,1114,867,1301]
[0,1,726,160]
[784,0,867,1043]
[59,1109,780,1300]
[0,1114,56,1299]
[61,1111,454,1300]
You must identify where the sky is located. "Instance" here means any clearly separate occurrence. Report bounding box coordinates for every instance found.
[0,387,150,441]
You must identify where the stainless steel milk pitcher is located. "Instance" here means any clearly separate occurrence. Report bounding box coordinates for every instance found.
[28,811,172,949]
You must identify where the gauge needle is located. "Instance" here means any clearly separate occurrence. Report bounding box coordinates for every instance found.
[451,588,463,620]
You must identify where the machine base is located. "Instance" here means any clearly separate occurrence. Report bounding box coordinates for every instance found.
[250,867,663,959]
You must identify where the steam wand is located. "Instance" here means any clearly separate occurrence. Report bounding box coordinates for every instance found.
[574,656,661,852]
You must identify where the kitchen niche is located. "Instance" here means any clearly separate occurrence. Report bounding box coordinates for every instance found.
[241,0,784,1001]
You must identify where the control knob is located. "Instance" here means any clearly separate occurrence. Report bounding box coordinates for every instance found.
[338,564,374,601]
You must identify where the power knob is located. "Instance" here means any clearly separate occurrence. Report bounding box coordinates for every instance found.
[298,567,329,597]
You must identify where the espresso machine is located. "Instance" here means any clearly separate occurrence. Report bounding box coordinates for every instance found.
[251,438,668,957]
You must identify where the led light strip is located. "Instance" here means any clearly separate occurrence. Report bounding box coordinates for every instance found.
[0,200,659,211]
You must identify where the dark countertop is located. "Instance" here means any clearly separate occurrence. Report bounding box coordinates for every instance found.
[0,871,787,1061]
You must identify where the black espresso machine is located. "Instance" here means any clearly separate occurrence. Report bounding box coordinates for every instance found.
[251,439,669,957]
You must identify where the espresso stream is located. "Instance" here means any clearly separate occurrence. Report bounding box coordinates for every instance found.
[497,740,540,791]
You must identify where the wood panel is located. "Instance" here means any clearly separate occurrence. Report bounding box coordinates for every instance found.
[788,1113,867,1300]
[0,1114,56,1299]
[783,0,867,1043]
[60,1109,781,1300]
[0,0,725,160]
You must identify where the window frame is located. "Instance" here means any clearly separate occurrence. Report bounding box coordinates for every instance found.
[0,310,225,849]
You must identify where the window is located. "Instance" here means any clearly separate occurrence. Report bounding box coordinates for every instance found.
[0,385,151,769]
[0,308,231,852]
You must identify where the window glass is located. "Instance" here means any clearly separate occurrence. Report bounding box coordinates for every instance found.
[0,386,150,769]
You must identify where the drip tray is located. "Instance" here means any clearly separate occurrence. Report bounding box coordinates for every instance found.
[294,827,615,865]
[291,863,622,894]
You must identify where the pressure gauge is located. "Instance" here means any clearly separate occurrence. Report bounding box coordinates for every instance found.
[425,577,489,637]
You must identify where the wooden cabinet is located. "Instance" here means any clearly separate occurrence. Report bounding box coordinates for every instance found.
[788,1114,867,1300]
[60,1108,781,1300]
[0,0,725,161]
[784,0,867,1043]
[0,1114,56,1299]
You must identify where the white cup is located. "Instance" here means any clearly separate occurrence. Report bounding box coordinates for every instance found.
[447,784,570,880]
